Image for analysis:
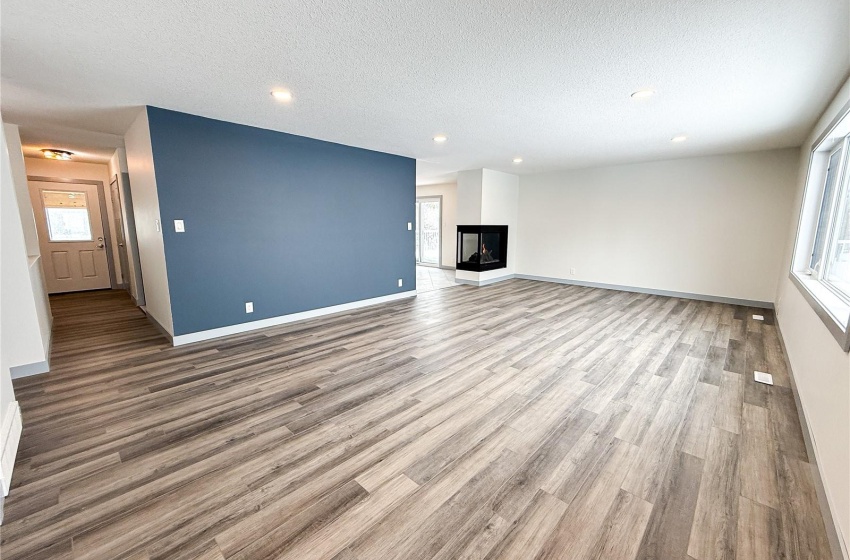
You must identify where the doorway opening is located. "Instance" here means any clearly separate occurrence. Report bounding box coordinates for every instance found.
[415,196,455,293]
[415,196,441,267]
[28,177,117,294]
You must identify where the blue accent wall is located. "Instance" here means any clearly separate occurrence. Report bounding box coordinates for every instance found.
[146,107,415,336]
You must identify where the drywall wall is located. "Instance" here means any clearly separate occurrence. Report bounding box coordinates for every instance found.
[416,183,457,268]
[0,124,20,419]
[1,124,51,378]
[776,76,850,559]
[145,106,416,336]
[517,149,799,303]
[125,108,173,334]
[456,169,483,224]
[480,169,519,279]
[24,157,123,285]
[4,125,51,364]
[456,168,520,284]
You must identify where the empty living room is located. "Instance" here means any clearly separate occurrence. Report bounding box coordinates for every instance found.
[1,1,849,559]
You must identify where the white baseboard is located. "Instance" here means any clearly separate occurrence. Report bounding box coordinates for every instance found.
[515,274,774,309]
[9,360,49,379]
[774,321,848,560]
[172,291,417,346]
[454,274,516,287]
[0,401,22,498]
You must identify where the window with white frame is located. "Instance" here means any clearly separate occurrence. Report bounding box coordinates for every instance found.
[791,101,850,350]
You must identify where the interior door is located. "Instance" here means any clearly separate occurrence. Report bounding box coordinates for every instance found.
[29,182,112,293]
[110,177,130,289]
[416,197,441,266]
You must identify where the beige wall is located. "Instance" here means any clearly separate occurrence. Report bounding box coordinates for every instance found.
[24,157,123,285]
[517,149,800,303]
[124,108,173,334]
[416,183,457,268]
[1,124,51,377]
[775,76,850,559]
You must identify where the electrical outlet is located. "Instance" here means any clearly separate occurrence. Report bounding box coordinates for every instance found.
[155,219,160,232]
[752,314,764,321]
[398,279,403,287]
[407,222,412,231]
[570,267,576,275]
[245,302,254,313]
[754,371,774,385]
[174,219,185,233]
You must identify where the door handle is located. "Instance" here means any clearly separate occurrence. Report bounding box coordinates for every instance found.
[96,243,105,249]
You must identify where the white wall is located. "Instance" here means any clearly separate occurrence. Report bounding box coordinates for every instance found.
[1,125,51,376]
[456,169,483,224]
[480,169,519,278]
[517,149,799,303]
[5,125,51,363]
[24,157,123,286]
[0,125,21,419]
[776,77,850,559]
[416,183,457,268]
[124,108,173,334]
[456,168,519,283]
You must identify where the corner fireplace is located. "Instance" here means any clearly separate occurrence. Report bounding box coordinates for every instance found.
[456,225,508,272]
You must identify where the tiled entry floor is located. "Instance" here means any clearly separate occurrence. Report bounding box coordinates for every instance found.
[416,265,457,293]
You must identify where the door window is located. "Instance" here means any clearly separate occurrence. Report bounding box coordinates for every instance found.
[42,190,93,241]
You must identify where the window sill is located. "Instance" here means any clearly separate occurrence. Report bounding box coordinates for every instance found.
[789,270,850,351]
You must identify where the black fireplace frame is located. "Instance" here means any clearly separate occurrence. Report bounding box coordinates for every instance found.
[456,225,509,272]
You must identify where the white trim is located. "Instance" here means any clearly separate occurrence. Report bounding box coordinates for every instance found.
[10,360,50,379]
[515,274,774,309]
[172,291,417,346]
[454,274,516,287]
[0,401,22,497]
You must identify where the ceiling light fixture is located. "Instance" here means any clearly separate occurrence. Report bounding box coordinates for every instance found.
[671,135,688,142]
[513,157,523,164]
[271,89,293,102]
[630,89,656,99]
[433,134,448,143]
[42,149,73,160]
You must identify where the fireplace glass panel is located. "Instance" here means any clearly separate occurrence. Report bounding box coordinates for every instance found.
[456,225,509,272]
[460,233,479,263]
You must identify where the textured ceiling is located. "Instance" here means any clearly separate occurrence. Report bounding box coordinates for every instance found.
[2,0,848,181]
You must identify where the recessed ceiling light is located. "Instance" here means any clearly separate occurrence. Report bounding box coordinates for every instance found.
[271,89,293,102]
[42,149,73,160]
[671,135,688,142]
[433,135,448,143]
[513,157,523,164]
[630,89,656,99]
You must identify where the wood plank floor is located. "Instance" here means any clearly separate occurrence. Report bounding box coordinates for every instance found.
[2,281,833,559]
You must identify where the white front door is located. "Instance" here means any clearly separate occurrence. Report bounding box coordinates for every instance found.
[29,182,112,293]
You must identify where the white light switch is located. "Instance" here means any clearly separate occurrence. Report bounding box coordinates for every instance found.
[398,279,403,287]
[155,219,160,232]
[245,302,253,313]
[407,222,412,231]
[174,219,185,233]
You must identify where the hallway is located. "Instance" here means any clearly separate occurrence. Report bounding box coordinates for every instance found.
[1,284,833,560]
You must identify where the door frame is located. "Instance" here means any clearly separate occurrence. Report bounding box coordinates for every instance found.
[110,175,131,290]
[28,175,117,290]
[415,195,442,268]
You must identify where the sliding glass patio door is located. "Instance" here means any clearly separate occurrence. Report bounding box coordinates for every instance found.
[415,197,441,266]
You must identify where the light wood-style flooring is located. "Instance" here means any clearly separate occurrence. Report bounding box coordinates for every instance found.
[2,281,833,559]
